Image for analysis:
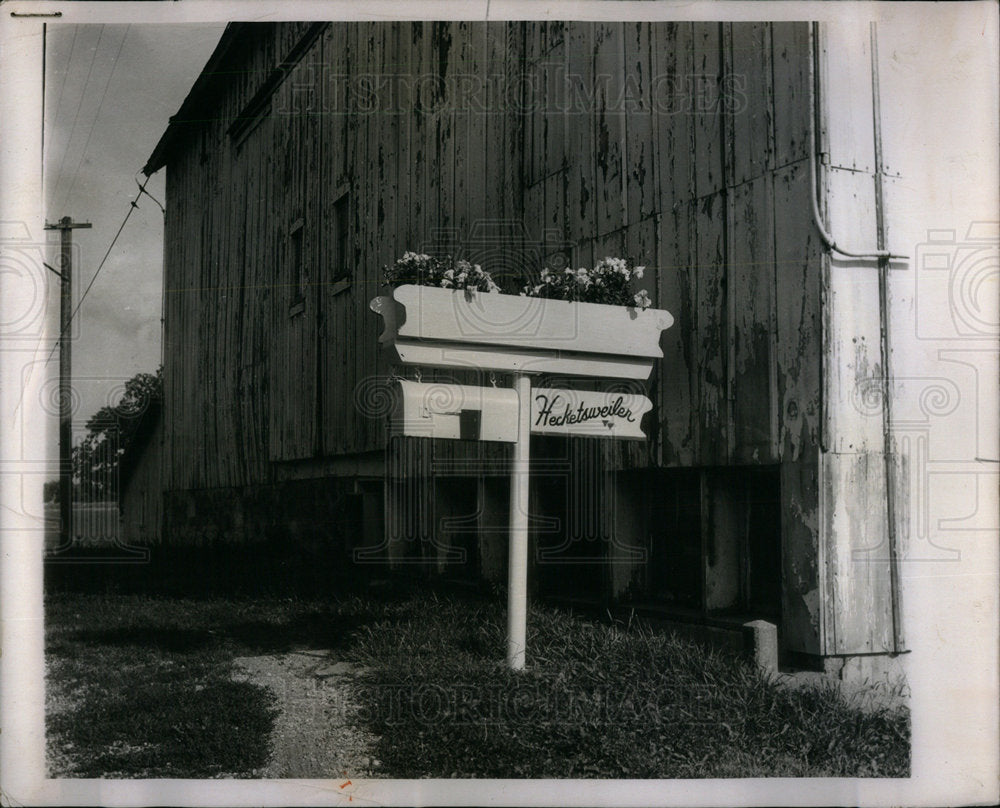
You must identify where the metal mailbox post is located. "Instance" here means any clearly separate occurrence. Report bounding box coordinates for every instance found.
[372,286,674,669]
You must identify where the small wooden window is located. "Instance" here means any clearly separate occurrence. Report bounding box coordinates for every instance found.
[288,218,305,316]
[330,188,351,294]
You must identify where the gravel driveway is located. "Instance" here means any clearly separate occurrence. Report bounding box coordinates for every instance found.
[231,650,383,779]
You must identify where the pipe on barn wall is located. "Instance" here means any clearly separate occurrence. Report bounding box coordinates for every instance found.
[868,21,904,653]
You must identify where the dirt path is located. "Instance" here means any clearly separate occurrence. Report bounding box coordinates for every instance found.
[231,650,383,779]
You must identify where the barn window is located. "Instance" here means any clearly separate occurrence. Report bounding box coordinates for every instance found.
[288,217,305,316]
[330,187,351,293]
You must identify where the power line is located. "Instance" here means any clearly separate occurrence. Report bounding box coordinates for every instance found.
[60,25,130,209]
[48,25,78,150]
[51,25,104,207]
[135,173,165,214]
[45,173,154,366]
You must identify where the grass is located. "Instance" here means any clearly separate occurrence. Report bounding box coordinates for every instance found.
[46,588,910,779]
[45,593,385,778]
[46,595,274,777]
[349,593,911,778]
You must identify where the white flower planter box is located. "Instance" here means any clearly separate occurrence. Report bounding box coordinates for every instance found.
[370,284,674,379]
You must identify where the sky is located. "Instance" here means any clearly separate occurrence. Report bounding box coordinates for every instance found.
[43,23,225,451]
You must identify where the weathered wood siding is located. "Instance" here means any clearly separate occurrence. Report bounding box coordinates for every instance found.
[514,22,822,475]
[120,417,163,545]
[513,22,824,652]
[156,21,850,654]
[162,21,528,493]
[162,21,819,489]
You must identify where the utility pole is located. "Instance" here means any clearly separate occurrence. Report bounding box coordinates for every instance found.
[44,216,91,550]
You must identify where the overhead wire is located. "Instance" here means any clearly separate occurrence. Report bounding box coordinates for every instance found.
[135,173,165,214]
[47,25,78,157]
[45,173,155,366]
[60,25,131,210]
[51,25,104,208]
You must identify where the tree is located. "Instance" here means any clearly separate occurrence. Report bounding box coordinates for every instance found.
[69,367,162,501]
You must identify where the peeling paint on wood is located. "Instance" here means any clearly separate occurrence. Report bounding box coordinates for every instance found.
[152,21,901,658]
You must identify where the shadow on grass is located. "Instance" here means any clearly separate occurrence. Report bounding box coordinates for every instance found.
[225,612,371,654]
[49,679,276,778]
[68,626,215,653]
[65,613,370,655]
[46,589,419,777]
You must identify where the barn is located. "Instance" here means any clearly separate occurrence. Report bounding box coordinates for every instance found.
[137,20,907,677]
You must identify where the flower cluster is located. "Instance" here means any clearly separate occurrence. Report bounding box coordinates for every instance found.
[521,257,652,309]
[383,252,500,293]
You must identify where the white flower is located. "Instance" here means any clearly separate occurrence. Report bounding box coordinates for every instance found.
[632,289,651,309]
[634,266,645,279]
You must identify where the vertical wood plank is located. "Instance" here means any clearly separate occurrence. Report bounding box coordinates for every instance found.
[653,22,694,212]
[771,22,811,170]
[692,22,724,199]
[543,169,566,262]
[394,23,414,254]
[565,22,595,247]
[694,191,727,466]
[624,22,657,224]
[780,452,822,655]
[504,23,526,280]
[465,22,487,236]
[731,174,777,463]
[731,22,774,185]
[773,160,822,462]
[543,31,566,181]
[320,24,346,457]
[593,22,626,238]
[818,22,876,173]
[822,451,894,654]
[656,203,696,467]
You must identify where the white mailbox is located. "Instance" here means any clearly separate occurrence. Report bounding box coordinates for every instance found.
[390,380,519,442]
